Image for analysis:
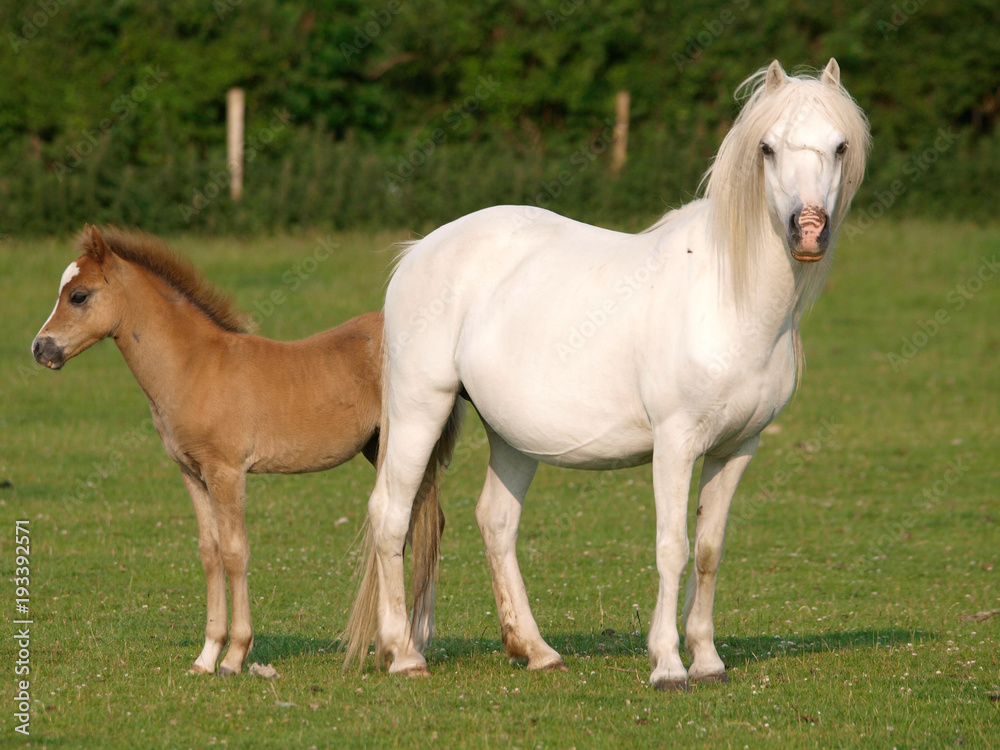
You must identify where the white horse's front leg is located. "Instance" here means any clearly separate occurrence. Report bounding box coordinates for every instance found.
[648,435,697,691]
[684,436,758,683]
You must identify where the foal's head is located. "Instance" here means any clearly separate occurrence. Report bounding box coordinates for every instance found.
[32,226,248,370]
[32,226,126,370]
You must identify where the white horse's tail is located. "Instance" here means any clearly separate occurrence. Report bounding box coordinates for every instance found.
[342,338,464,670]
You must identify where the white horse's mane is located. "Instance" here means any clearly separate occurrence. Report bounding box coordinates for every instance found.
[650,64,872,311]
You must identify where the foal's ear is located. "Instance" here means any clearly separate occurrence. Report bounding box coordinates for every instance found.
[765,60,787,93]
[87,225,110,264]
[821,58,841,87]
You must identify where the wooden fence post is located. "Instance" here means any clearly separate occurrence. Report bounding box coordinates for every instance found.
[611,90,630,177]
[227,87,245,201]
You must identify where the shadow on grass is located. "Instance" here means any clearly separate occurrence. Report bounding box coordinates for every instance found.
[175,633,342,666]
[715,627,929,669]
[186,626,929,671]
[425,626,928,668]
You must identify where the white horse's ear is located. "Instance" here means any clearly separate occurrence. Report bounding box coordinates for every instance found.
[765,60,787,93]
[821,58,840,87]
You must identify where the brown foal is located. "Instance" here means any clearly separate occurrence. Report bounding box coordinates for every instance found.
[33,226,385,675]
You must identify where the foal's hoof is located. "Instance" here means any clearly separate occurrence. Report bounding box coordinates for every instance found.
[652,678,691,693]
[691,671,729,685]
[187,665,212,676]
[216,665,240,677]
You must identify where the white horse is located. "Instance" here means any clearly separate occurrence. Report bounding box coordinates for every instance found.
[345,59,871,690]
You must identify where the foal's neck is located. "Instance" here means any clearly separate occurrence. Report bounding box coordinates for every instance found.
[111,263,234,414]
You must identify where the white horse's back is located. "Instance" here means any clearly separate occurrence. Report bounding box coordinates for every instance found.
[388,205,703,465]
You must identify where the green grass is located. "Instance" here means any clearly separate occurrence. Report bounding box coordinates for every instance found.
[1,221,998,748]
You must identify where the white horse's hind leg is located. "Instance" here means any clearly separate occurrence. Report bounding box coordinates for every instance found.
[685,437,759,683]
[648,431,698,690]
[183,474,228,675]
[409,498,445,653]
[370,392,457,675]
[476,430,565,671]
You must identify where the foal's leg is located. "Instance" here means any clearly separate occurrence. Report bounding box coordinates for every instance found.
[476,431,564,671]
[370,391,458,675]
[204,467,253,675]
[684,436,758,683]
[184,474,228,675]
[648,430,698,690]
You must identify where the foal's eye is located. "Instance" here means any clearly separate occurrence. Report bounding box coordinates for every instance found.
[835,141,848,156]
[69,290,89,305]
[760,142,775,158]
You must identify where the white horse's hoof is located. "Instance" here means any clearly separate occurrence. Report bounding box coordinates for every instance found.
[395,664,431,678]
[528,657,568,672]
[690,670,729,684]
[652,678,691,692]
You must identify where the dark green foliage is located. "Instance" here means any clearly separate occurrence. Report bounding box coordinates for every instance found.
[1,0,999,235]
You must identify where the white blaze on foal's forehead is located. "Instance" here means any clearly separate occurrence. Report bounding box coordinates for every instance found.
[59,261,81,291]
[39,261,81,331]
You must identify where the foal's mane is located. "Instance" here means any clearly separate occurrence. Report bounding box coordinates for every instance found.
[78,227,250,334]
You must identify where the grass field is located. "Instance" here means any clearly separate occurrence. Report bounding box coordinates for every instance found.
[1,221,998,748]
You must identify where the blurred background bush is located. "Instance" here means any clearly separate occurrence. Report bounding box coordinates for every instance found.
[1,0,997,235]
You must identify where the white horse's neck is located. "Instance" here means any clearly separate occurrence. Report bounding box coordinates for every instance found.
[739,233,811,332]
[672,202,819,345]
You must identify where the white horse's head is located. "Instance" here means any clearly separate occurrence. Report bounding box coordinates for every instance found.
[760,59,850,262]
[704,59,871,305]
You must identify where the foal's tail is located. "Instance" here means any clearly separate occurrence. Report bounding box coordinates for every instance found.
[342,345,464,670]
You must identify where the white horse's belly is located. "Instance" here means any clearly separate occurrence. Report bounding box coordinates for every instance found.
[467,379,655,469]
[458,307,655,468]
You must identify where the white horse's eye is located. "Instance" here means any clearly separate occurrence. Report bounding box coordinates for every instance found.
[835,141,848,156]
[761,142,775,158]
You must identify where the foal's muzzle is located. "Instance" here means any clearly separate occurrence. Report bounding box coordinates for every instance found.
[32,336,66,370]
[788,204,830,263]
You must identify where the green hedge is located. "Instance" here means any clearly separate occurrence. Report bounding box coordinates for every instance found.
[2,0,998,235]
